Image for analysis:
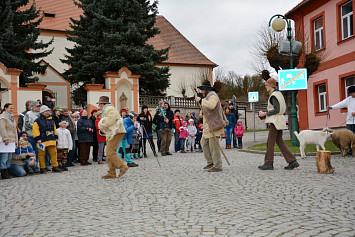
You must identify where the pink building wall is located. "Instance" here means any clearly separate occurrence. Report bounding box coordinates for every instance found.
[287,0,355,129]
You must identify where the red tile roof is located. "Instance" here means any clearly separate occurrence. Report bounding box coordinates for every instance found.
[32,0,216,66]
[285,0,313,18]
[147,16,216,66]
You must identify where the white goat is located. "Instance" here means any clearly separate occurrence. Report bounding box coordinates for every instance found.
[294,128,333,158]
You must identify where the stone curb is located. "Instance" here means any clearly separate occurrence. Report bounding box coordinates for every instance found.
[239,148,341,157]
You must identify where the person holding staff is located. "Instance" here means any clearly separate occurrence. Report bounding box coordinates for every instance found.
[195,81,227,172]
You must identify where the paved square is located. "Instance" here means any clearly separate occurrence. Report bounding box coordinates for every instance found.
[0,138,354,236]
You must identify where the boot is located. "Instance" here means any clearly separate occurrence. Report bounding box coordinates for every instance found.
[1,169,11,179]
[27,167,35,174]
[61,165,68,171]
[52,166,61,172]
[40,168,47,174]
[284,160,300,170]
[181,148,186,153]
[258,164,274,170]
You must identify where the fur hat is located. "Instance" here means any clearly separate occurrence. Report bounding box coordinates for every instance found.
[265,78,277,88]
[128,111,137,119]
[40,105,51,113]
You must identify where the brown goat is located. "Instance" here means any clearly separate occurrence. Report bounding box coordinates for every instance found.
[331,129,355,157]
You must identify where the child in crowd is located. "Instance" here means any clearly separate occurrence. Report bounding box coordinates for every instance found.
[234,119,244,149]
[131,122,142,159]
[156,100,166,119]
[56,121,73,171]
[178,121,188,153]
[186,119,197,152]
[95,111,106,164]
[11,138,38,175]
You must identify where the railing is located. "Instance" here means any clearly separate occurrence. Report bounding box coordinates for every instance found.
[139,95,199,108]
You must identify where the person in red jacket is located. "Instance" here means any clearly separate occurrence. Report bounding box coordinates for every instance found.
[234,119,244,149]
[95,111,106,164]
[172,110,184,152]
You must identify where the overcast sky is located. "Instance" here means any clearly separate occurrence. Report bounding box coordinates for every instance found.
[157,0,302,77]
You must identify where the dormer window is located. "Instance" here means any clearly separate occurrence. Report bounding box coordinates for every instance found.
[44,11,55,18]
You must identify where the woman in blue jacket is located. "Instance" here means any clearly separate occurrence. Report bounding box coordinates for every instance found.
[224,107,236,149]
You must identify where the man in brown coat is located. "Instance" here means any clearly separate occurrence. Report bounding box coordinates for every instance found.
[195,81,227,172]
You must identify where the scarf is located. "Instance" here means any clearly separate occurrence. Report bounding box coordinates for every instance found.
[4,111,14,122]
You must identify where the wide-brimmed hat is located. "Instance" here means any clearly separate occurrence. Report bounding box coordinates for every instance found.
[197,81,215,91]
[40,105,51,113]
[97,96,110,104]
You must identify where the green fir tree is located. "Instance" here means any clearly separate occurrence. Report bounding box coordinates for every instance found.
[62,0,170,95]
[0,0,53,85]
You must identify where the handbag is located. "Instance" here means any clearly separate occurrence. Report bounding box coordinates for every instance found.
[221,130,227,139]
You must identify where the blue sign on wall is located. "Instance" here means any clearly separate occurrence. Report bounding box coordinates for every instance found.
[248,92,259,102]
[278,68,308,91]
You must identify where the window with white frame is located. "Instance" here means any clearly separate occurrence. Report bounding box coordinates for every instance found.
[318,84,327,112]
[345,75,355,97]
[341,0,354,40]
[314,17,324,50]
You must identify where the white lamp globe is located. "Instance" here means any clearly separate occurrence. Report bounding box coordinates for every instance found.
[272,18,286,32]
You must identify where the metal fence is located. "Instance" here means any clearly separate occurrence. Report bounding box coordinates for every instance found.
[139,95,199,108]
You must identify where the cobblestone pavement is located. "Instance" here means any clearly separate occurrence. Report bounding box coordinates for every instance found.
[0,133,354,237]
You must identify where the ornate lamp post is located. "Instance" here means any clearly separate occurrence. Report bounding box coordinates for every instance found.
[269,14,299,146]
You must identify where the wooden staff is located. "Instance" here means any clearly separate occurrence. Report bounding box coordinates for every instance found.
[191,85,231,166]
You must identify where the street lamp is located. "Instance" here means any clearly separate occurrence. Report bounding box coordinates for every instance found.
[269,14,299,146]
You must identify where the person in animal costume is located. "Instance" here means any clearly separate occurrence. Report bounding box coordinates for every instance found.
[97,96,129,179]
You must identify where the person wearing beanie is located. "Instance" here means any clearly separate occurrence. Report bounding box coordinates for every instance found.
[186,118,197,152]
[117,112,139,167]
[156,102,174,156]
[56,121,73,171]
[234,119,244,149]
[77,109,94,166]
[258,78,299,170]
[44,96,54,111]
[9,138,37,177]
[32,105,61,173]
[53,106,63,128]
[89,109,99,162]
[137,105,157,158]
[60,106,76,167]
[97,96,129,179]
[23,101,41,162]
[328,85,355,154]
